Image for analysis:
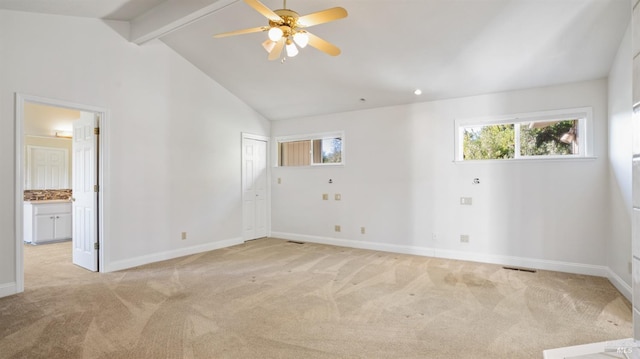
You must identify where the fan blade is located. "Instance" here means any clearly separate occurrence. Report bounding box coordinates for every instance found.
[268,38,285,61]
[307,32,341,56]
[213,26,267,38]
[244,0,282,23]
[297,7,347,27]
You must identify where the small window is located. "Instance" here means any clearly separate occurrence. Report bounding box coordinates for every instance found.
[463,124,515,160]
[456,108,590,161]
[277,133,344,167]
[519,119,578,157]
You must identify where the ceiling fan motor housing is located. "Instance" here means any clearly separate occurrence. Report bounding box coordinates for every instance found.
[270,9,301,37]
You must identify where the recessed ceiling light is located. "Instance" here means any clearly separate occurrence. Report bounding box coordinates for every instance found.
[414,89,422,95]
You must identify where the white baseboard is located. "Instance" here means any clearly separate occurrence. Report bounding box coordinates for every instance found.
[0,282,17,299]
[271,231,611,278]
[433,248,609,277]
[272,232,437,257]
[607,268,632,301]
[104,237,244,272]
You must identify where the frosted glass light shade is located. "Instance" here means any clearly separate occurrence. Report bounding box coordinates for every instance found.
[286,42,298,57]
[268,27,283,41]
[293,32,309,48]
[262,39,276,53]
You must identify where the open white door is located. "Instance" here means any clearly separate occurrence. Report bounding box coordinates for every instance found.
[242,136,268,240]
[72,113,98,271]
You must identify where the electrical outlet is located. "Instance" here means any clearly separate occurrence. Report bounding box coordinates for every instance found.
[335,225,341,232]
[460,197,472,205]
[322,193,329,200]
[181,232,187,240]
[335,193,341,201]
[460,234,469,243]
[277,178,281,184]
[361,227,365,234]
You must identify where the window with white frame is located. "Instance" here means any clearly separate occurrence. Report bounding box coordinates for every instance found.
[276,132,344,167]
[454,108,592,161]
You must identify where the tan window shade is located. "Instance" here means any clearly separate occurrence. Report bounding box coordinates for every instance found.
[280,140,310,166]
[312,139,322,164]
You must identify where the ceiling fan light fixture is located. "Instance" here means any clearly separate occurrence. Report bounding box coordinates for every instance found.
[286,40,299,57]
[213,0,348,61]
[293,32,309,48]
[262,39,277,53]
[268,27,283,41]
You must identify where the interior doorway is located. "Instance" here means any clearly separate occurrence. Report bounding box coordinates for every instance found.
[242,133,269,241]
[14,94,107,292]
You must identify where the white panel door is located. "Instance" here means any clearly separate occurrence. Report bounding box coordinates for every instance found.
[48,149,67,189]
[28,147,68,189]
[242,137,268,240]
[72,113,98,271]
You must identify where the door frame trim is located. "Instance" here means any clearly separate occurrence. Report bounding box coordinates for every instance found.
[241,133,270,241]
[14,93,108,293]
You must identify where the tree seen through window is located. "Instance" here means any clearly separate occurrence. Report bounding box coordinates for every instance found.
[462,120,578,160]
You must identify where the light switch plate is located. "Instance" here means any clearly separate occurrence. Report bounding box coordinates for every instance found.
[460,197,472,205]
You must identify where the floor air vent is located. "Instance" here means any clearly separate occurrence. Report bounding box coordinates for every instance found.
[502,266,537,273]
[287,241,305,245]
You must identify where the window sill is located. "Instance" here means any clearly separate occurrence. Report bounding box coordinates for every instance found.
[453,156,597,164]
[274,164,345,169]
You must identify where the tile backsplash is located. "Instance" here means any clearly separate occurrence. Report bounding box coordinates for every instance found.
[24,189,72,201]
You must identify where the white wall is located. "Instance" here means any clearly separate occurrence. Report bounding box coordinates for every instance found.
[272,79,611,277]
[608,23,633,296]
[0,10,270,296]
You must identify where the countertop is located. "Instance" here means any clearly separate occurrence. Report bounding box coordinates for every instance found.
[25,199,72,204]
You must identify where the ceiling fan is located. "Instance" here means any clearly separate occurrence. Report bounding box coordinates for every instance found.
[213,0,348,61]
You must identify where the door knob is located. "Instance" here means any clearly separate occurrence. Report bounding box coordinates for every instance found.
[71,197,76,202]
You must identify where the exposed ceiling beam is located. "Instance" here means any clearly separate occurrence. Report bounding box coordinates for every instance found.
[130,0,239,45]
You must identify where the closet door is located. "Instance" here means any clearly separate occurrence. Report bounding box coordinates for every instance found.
[242,136,268,240]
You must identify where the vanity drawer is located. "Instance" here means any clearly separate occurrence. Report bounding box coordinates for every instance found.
[33,203,71,215]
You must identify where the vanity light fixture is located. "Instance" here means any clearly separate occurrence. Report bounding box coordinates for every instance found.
[55,131,72,139]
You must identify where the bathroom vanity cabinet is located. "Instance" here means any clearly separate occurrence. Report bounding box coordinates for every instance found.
[24,200,72,244]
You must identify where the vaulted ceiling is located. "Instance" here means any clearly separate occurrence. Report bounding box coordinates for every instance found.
[0,0,630,121]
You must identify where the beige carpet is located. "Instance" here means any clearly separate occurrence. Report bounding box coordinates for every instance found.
[0,238,632,358]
